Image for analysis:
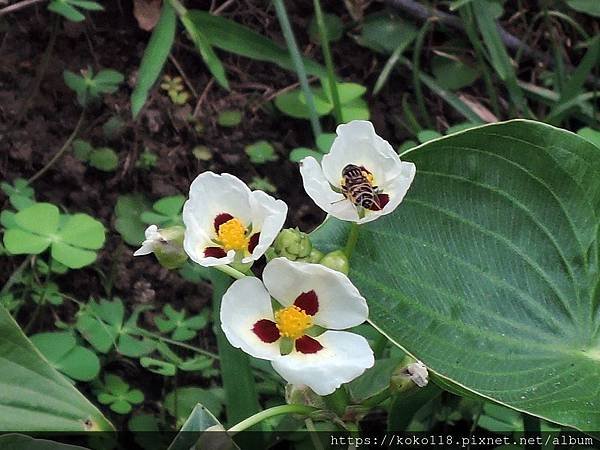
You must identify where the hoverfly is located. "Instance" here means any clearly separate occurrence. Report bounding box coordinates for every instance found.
[338,164,388,214]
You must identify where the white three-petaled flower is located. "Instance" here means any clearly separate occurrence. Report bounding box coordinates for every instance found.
[300,120,416,224]
[220,257,374,395]
[182,172,288,267]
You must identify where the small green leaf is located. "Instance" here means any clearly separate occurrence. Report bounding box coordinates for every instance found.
[15,203,60,235]
[416,129,442,143]
[217,110,242,127]
[431,54,480,90]
[51,242,97,269]
[566,0,600,17]
[289,147,322,163]
[245,141,278,164]
[4,229,51,254]
[114,194,152,246]
[308,12,343,43]
[89,148,119,172]
[316,133,335,153]
[140,357,177,376]
[357,13,417,55]
[58,214,105,249]
[72,139,93,161]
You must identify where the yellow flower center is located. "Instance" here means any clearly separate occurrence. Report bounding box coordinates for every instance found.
[274,305,312,340]
[217,218,249,251]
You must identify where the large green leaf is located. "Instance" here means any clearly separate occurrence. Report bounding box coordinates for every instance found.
[311,120,600,431]
[0,306,112,431]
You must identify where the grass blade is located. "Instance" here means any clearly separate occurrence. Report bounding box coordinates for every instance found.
[547,35,600,124]
[187,10,327,79]
[472,0,527,116]
[412,20,434,128]
[273,0,322,139]
[180,13,229,90]
[313,0,342,124]
[131,2,176,118]
[400,57,484,124]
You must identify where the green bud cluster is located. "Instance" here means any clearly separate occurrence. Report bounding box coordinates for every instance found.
[153,225,188,270]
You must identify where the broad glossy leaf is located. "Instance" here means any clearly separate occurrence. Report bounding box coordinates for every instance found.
[0,306,112,431]
[0,434,90,450]
[311,120,600,431]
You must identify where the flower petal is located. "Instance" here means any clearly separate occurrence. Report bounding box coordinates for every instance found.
[183,172,254,266]
[183,210,235,266]
[220,277,280,360]
[356,160,416,224]
[133,242,155,256]
[299,156,359,222]
[321,120,398,188]
[242,190,288,263]
[263,258,368,329]
[271,330,374,396]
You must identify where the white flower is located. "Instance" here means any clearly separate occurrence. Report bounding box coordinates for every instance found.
[300,120,416,224]
[182,172,288,267]
[133,225,162,256]
[220,257,374,395]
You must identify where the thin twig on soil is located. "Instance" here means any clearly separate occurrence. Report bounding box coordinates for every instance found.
[193,78,214,117]
[28,108,86,183]
[168,54,198,98]
[0,0,45,16]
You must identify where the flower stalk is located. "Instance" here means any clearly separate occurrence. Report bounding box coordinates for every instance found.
[228,404,318,435]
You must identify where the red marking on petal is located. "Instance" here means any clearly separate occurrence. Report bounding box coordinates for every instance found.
[377,194,390,208]
[204,247,227,258]
[248,233,260,253]
[295,335,323,354]
[294,290,319,315]
[252,319,280,343]
[214,213,234,233]
[367,193,390,211]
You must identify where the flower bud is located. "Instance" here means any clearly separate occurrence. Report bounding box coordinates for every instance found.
[285,384,327,409]
[319,250,349,275]
[390,360,429,393]
[269,228,313,261]
[134,225,187,270]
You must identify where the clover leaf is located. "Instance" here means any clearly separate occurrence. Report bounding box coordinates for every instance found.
[76,297,155,357]
[0,178,35,210]
[139,195,184,227]
[96,374,144,414]
[114,194,152,246]
[31,332,100,382]
[32,281,63,305]
[154,304,209,342]
[3,203,106,269]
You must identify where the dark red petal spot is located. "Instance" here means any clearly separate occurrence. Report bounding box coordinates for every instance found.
[295,335,323,354]
[204,246,227,258]
[377,194,390,208]
[294,290,319,316]
[214,213,234,233]
[252,319,280,343]
[248,233,260,253]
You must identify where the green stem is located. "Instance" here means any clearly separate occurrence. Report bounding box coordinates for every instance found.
[228,404,317,434]
[1,256,31,295]
[28,107,86,183]
[324,387,349,417]
[134,328,220,360]
[273,0,322,140]
[305,417,325,450]
[215,264,247,280]
[344,223,360,258]
[313,0,342,124]
[166,0,186,16]
[412,20,434,129]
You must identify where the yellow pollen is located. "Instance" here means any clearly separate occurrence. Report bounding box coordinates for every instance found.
[274,306,312,340]
[365,171,375,184]
[217,218,249,251]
